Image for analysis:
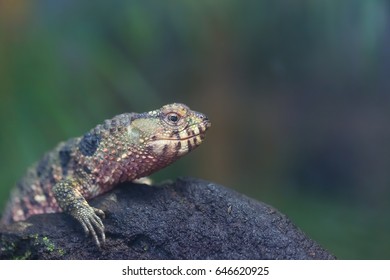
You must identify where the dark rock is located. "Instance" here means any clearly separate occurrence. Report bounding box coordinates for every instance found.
[0,177,335,259]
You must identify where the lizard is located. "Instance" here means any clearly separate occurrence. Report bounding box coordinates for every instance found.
[0,103,211,247]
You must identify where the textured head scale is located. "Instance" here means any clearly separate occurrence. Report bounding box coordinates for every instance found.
[76,103,210,187]
[130,103,211,163]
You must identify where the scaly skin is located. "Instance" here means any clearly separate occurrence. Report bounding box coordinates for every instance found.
[1,103,211,247]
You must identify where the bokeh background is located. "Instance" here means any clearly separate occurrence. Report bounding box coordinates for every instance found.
[1,0,389,259]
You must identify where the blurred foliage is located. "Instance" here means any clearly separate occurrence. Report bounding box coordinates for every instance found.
[1,0,390,259]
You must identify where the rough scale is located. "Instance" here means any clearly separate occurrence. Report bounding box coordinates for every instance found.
[1,103,211,247]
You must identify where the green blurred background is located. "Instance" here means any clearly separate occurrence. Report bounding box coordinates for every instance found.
[1,0,389,259]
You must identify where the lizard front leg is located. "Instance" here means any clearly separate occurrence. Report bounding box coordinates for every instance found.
[52,178,106,247]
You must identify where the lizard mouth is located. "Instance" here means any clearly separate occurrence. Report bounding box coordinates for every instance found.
[161,120,211,141]
[148,120,210,156]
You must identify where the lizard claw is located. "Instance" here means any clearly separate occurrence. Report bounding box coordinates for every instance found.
[73,205,106,247]
[93,207,105,219]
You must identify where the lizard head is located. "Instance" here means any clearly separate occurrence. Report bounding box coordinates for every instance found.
[129,103,211,162]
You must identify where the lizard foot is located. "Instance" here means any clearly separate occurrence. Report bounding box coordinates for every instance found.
[72,205,106,247]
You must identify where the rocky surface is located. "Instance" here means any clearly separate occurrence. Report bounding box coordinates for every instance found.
[0,177,335,259]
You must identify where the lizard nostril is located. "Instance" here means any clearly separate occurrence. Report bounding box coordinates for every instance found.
[194,111,208,121]
[199,114,208,121]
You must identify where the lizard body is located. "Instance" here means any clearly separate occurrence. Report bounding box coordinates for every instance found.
[1,103,211,246]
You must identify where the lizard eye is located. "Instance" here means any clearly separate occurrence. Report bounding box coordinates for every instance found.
[166,113,180,124]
